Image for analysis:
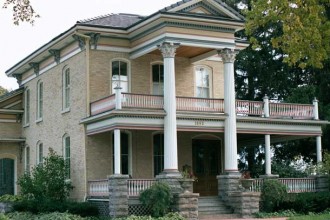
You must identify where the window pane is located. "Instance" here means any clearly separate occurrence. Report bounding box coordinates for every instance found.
[120,61,127,76]
[153,134,164,176]
[39,144,43,164]
[112,61,119,76]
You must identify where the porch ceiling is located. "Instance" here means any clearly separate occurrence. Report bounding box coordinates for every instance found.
[149,46,214,59]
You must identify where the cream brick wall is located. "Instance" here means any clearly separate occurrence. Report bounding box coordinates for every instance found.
[0,142,23,195]
[0,122,22,138]
[22,52,87,200]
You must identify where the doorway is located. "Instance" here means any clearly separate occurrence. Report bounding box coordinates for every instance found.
[192,139,221,196]
[0,158,14,195]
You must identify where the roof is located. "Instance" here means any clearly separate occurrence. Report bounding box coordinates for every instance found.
[77,13,145,28]
[0,88,23,103]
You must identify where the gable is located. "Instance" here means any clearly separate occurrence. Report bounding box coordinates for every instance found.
[164,0,244,21]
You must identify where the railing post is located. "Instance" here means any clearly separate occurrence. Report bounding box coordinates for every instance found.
[313,97,319,120]
[115,86,122,110]
[263,95,269,118]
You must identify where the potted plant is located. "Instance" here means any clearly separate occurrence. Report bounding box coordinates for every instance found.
[180,164,197,193]
[240,171,254,190]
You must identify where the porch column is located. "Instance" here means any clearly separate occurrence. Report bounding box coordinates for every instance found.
[316,136,322,163]
[218,48,238,172]
[114,129,121,174]
[158,42,180,173]
[265,134,271,175]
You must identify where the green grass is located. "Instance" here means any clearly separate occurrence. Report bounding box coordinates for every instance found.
[288,214,330,220]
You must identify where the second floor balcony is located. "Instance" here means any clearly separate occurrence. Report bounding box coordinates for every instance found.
[90,93,317,120]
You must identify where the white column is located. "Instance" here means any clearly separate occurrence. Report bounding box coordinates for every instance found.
[265,134,271,175]
[158,42,180,172]
[218,48,238,172]
[115,86,122,110]
[114,129,121,174]
[316,136,322,163]
[313,98,319,120]
[263,95,270,118]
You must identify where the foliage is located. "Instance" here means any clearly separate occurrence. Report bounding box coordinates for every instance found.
[0,194,22,202]
[2,0,40,25]
[13,200,98,217]
[139,182,173,217]
[254,209,298,218]
[17,148,73,202]
[114,213,185,220]
[245,0,330,68]
[288,213,330,220]
[0,213,8,220]
[271,162,306,178]
[281,192,330,214]
[6,212,86,220]
[0,86,8,97]
[261,179,288,212]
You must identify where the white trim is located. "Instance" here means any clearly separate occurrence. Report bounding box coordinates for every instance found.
[21,74,36,85]
[0,109,24,114]
[60,47,82,63]
[190,50,218,63]
[36,141,43,165]
[0,154,18,195]
[0,119,17,123]
[39,62,57,75]
[24,146,30,173]
[3,100,22,109]
[97,45,132,53]
[167,0,201,13]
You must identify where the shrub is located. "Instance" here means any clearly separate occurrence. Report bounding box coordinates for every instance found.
[0,194,22,202]
[139,182,172,217]
[114,212,185,220]
[17,148,73,202]
[261,179,288,212]
[6,212,86,220]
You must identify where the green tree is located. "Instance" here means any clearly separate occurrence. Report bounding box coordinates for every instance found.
[2,0,39,25]
[245,0,330,68]
[0,86,8,96]
[17,148,73,202]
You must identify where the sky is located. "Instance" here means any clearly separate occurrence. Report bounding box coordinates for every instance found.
[0,0,179,91]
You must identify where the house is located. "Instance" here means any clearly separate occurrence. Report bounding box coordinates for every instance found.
[0,0,328,218]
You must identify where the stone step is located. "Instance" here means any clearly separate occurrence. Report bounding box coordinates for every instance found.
[199,214,241,219]
[199,206,231,212]
[198,196,234,216]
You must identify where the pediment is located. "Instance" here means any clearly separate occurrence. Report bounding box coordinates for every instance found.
[165,0,244,21]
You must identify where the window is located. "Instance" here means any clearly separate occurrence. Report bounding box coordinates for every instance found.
[63,134,70,179]
[63,67,70,110]
[152,64,164,95]
[111,60,129,94]
[24,89,30,125]
[153,133,164,176]
[112,132,131,175]
[195,66,212,98]
[36,80,43,120]
[25,146,30,173]
[36,142,43,165]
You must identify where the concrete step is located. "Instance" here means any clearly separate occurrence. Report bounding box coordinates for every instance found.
[199,214,241,219]
[198,196,233,216]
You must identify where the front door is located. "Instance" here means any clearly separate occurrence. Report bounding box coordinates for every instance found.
[0,158,14,195]
[192,139,221,196]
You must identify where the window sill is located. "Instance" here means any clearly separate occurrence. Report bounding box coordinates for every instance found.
[35,118,43,124]
[61,108,70,114]
[23,123,30,128]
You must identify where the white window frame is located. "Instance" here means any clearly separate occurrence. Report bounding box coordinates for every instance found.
[36,80,43,122]
[110,58,131,94]
[63,134,70,179]
[25,146,30,173]
[151,62,164,95]
[36,141,43,165]
[62,67,70,112]
[24,88,30,126]
[194,65,213,98]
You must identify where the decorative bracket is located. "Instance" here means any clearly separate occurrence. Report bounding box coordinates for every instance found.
[29,62,40,75]
[12,73,22,86]
[73,35,86,50]
[49,49,61,64]
[89,33,100,49]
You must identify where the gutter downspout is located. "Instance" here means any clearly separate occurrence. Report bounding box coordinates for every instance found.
[74,31,91,202]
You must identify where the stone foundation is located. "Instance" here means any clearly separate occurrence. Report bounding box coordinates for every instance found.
[315,175,329,192]
[108,174,129,218]
[217,173,241,203]
[230,191,261,218]
[174,192,199,220]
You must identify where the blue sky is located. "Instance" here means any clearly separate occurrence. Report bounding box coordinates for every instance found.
[0,0,179,91]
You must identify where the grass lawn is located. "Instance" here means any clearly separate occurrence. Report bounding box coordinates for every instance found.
[288,214,330,220]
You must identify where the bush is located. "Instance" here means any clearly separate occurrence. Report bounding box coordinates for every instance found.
[139,182,172,217]
[13,200,99,217]
[0,194,22,202]
[17,148,73,202]
[6,212,86,220]
[261,179,288,212]
[114,212,185,220]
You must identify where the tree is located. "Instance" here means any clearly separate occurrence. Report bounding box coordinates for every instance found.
[0,86,8,96]
[2,0,39,25]
[17,148,73,202]
[245,0,330,68]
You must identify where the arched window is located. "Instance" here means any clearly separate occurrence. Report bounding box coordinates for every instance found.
[62,67,70,111]
[25,146,30,173]
[152,63,164,95]
[153,133,164,176]
[24,88,30,125]
[111,60,129,94]
[36,141,43,165]
[195,66,212,98]
[63,134,70,179]
[112,132,131,175]
[36,80,43,121]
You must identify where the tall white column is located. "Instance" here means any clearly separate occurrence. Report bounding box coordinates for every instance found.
[316,136,322,163]
[265,134,271,175]
[114,129,121,174]
[115,86,122,110]
[218,48,238,172]
[263,95,270,118]
[313,98,319,120]
[158,42,180,172]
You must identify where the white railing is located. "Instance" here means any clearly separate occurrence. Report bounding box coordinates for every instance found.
[177,97,224,112]
[269,103,314,119]
[127,179,157,197]
[122,93,163,109]
[90,95,116,115]
[88,179,108,197]
[250,178,316,193]
[236,100,263,116]
[279,178,316,193]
